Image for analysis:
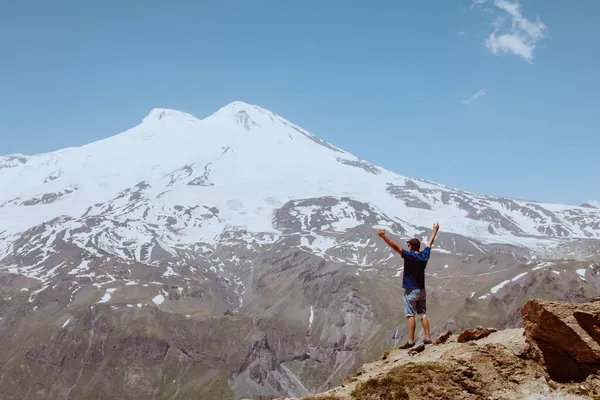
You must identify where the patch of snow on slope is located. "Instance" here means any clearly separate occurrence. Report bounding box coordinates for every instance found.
[552,271,560,275]
[98,293,111,303]
[62,317,72,328]
[490,280,511,294]
[153,291,166,305]
[532,262,554,271]
[98,287,116,303]
[163,266,179,277]
[511,272,528,282]
[28,284,49,302]
[68,260,90,275]
[307,234,336,253]
[468,240,486,254]
[432,248,452,254]
[329,201,364,231]
[308,306,314,329]
[576,269,586,280]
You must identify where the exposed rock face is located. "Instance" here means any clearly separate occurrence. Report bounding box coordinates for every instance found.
[457,326,497,343]
[434,330,452,345]
[522,298,600,382]
[285,327,600,400]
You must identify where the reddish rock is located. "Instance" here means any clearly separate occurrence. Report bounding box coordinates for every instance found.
[521,299,600,382]
[457,326,497,343]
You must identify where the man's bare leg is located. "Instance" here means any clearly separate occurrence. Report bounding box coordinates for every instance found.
[421,315,431,341]
[407,316,416,343]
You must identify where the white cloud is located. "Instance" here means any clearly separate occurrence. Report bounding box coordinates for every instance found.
[459,31,465,36]
[471,0,487,9]
[483,0,548,63]
[461,89,487,105]
[486,33,534,61]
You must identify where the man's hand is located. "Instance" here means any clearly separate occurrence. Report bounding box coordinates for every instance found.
[376,229,403,255]
[429,223,440,248]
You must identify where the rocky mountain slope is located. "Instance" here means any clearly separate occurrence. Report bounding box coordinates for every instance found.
[282,299,600,400]
[1,102,599,399]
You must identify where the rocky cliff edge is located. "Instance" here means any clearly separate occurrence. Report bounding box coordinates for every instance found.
[278,298,600,400]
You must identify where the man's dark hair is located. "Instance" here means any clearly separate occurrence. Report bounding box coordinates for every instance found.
[407,238,420,250]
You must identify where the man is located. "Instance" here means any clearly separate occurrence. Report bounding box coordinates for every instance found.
[376,223,440,349]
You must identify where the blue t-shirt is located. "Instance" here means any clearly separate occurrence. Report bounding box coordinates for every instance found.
[401,247,430,289]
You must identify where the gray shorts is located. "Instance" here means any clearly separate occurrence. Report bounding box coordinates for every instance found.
[404,288,426,317]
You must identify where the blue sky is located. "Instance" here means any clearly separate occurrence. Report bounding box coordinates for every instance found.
[0,0,598,205]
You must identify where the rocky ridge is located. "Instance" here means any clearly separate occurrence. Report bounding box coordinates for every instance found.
[282,299,600,400]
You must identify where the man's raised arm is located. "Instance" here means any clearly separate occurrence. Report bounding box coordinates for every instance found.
[376,230,404,256]
[428,223,440,248]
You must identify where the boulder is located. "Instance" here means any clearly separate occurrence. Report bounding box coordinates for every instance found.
[457,326,497,343]
[434,330,452,345]
[408,343,426,355]
[521,298,600,382]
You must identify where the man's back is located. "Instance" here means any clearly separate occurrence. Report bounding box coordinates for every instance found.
[401,247,430,289]
[376,224,439,348]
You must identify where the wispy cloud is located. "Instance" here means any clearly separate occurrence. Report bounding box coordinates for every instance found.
[471,0,487,9]
[482,0,548,63]
[461,89,487,105]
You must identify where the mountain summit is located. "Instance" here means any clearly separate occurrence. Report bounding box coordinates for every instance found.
[0,102,599,399]
[142,107,199,123]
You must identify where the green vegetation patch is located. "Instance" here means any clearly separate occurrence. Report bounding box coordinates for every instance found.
[351,361,460,400]
[351,374,409,400]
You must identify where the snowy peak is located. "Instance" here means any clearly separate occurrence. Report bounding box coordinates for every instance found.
[216,100,264,114]
[209,101,280,132]
[209,101,348,156]
[142,108,199,124]
[213,101,271,119]
[141,101,288,134]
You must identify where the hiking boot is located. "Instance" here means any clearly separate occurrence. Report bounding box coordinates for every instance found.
[399,341,415,349]
[423,339,432,345]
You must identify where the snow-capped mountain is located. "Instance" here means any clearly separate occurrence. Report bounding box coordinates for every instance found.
[1,101,599,399]
[1,101,598,265]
